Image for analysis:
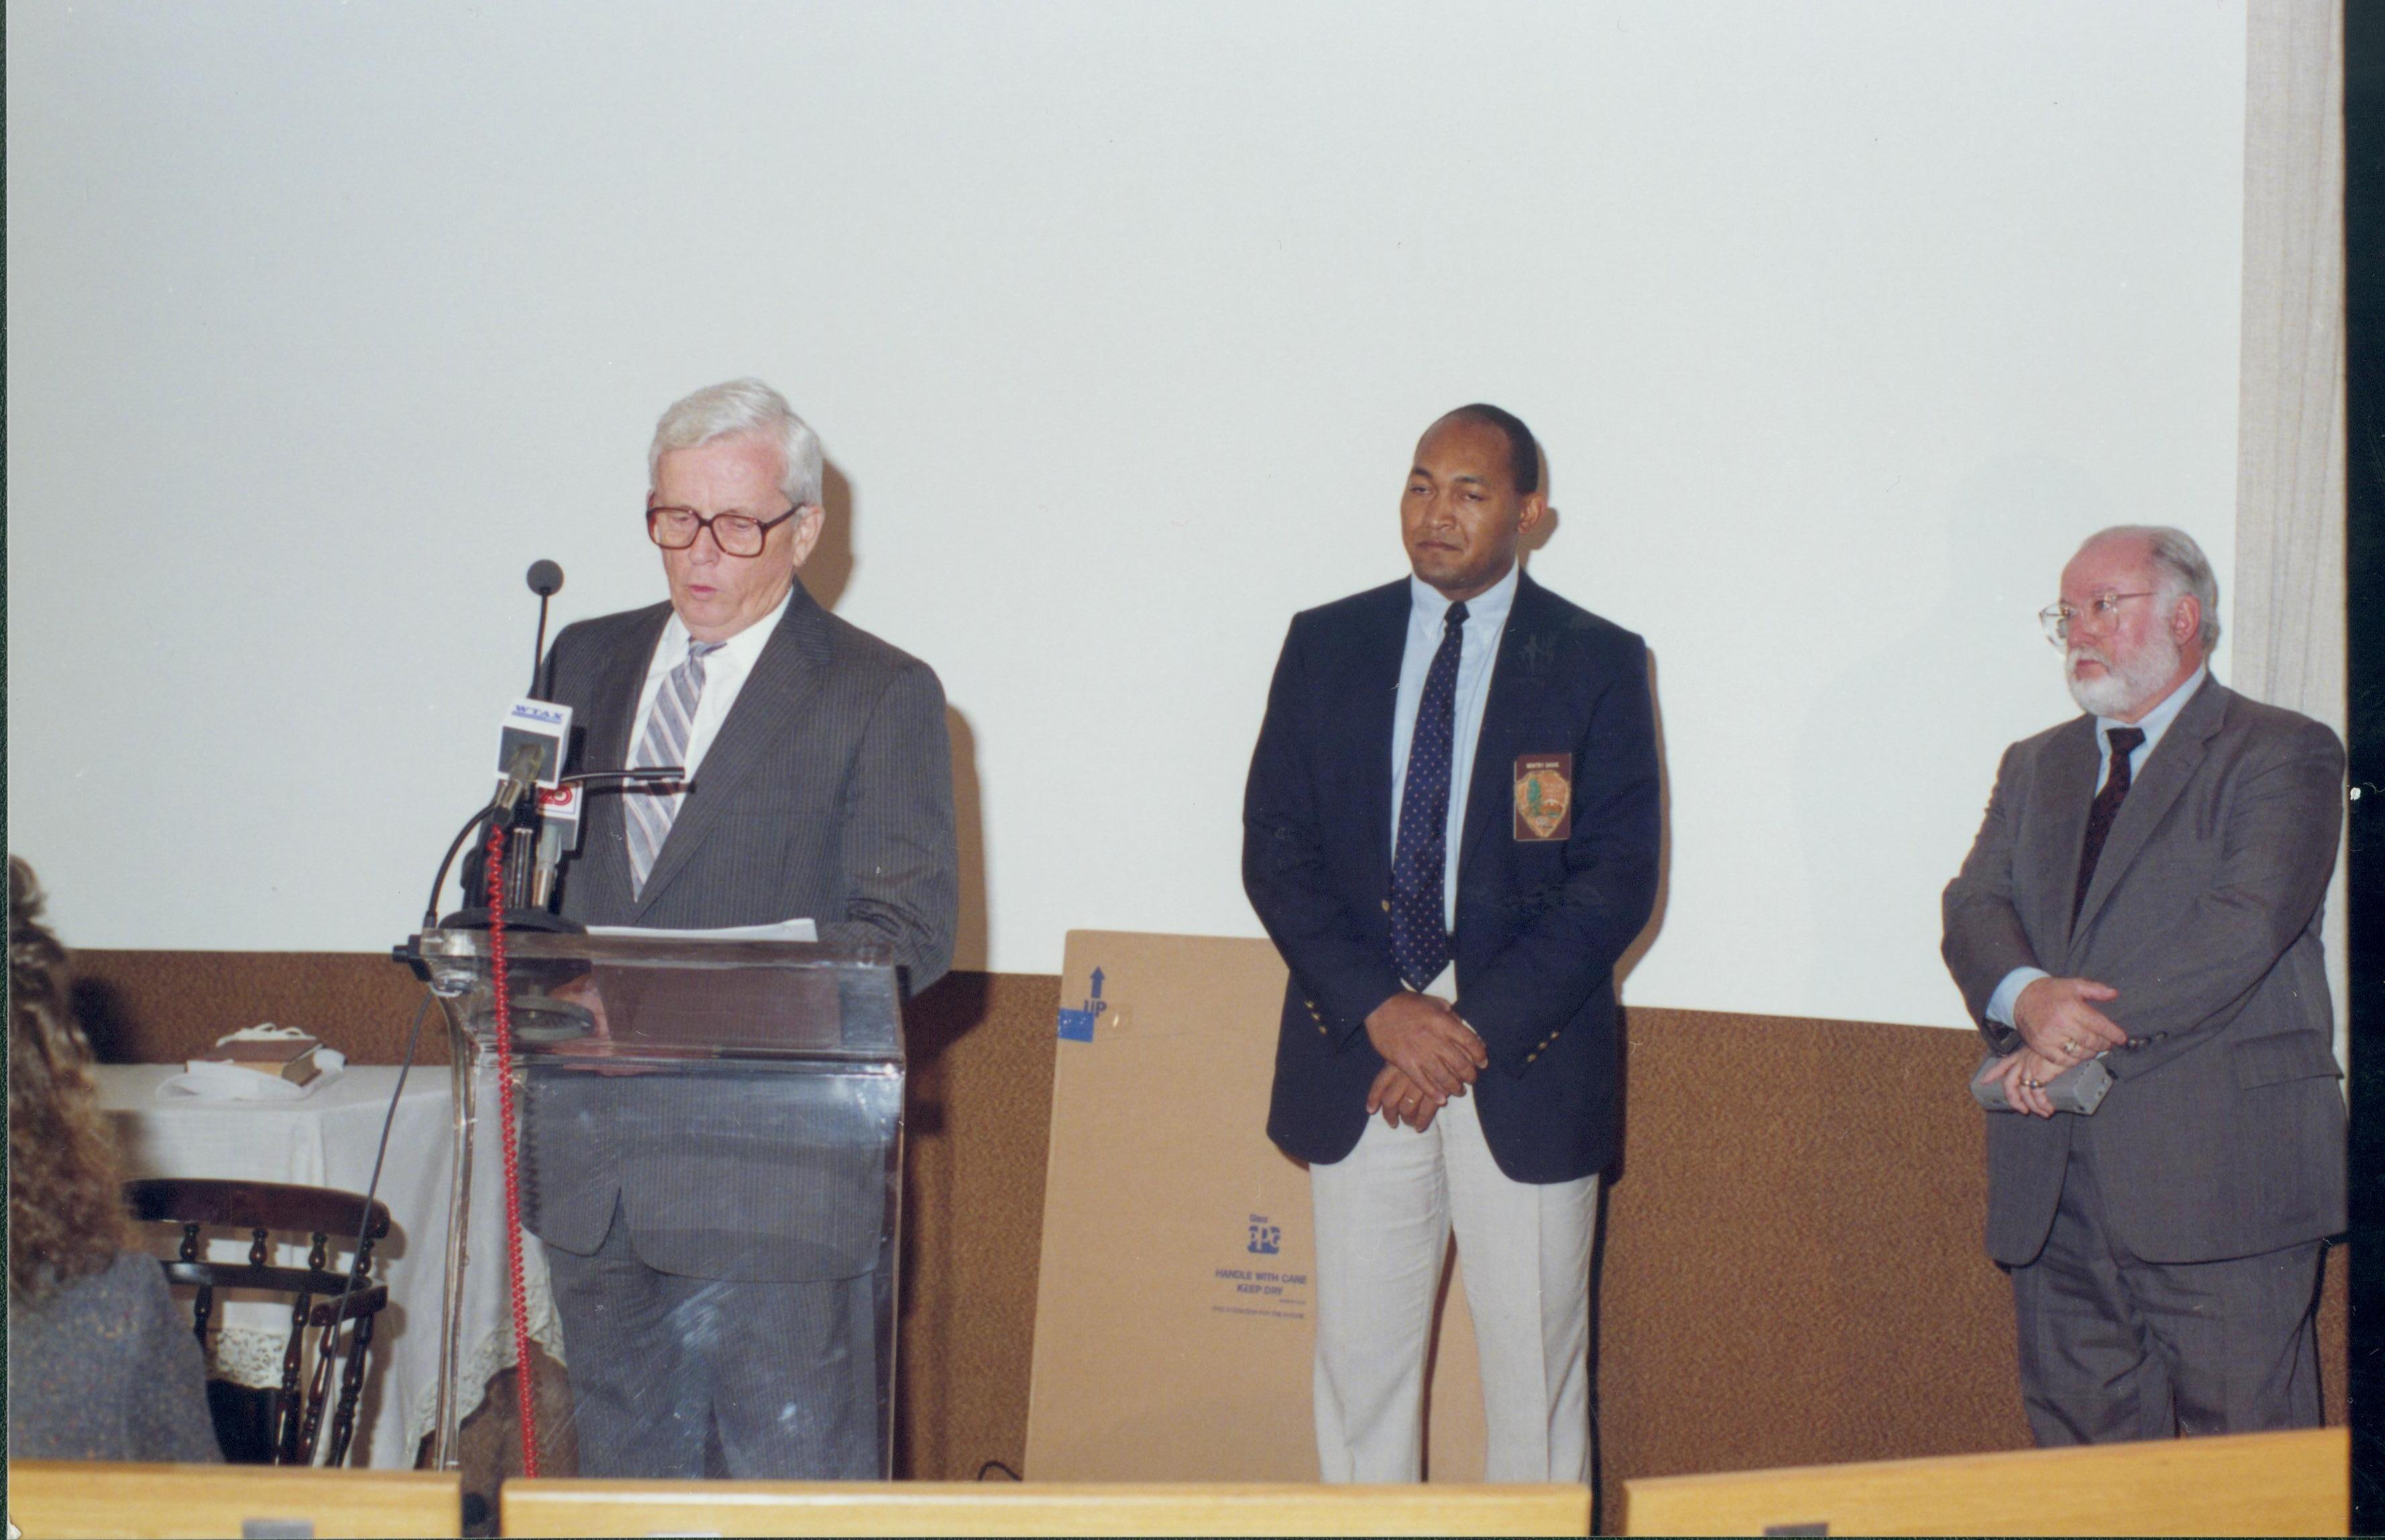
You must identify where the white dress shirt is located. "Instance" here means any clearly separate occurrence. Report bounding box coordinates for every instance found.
[1985,663,2211,1028]
[626,587,794,779]
[1388,562,1519,935]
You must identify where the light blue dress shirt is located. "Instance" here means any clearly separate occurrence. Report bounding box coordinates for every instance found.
[1984,663,2211,1027]
[1390,562,1519,934]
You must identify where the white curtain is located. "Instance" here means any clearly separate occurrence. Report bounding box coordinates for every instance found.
[2233,0,2347,1069]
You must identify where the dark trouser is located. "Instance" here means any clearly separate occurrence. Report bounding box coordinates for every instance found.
[2011,1136,2324,1445]
[543,1202,883,1479]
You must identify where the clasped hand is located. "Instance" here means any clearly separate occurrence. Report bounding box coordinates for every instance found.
[1364,992,1488,1132]
[1991,976,2127,1118]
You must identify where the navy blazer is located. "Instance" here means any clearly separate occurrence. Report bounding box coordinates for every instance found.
[1243,571,1661,1184]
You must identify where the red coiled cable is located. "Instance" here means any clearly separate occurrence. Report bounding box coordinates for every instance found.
[485,821,541,1478]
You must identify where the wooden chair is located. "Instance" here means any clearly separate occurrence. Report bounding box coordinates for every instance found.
[123,1178,394,1468]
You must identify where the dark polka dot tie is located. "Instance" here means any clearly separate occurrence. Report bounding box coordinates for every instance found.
[1390,602,1467,991]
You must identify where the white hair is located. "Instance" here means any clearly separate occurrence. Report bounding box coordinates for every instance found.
[648,378,824,508]
[2078,524,2221,653]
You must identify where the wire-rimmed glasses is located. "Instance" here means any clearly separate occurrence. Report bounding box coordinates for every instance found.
[2038,591,2155,647]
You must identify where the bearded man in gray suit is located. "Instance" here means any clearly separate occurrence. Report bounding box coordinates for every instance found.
[531,378,956,1478]
[1942,525,2344,1446]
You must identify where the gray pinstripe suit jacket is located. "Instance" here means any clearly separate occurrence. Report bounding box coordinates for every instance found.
[1942,679,2345,1268]
[524,576,956,1280]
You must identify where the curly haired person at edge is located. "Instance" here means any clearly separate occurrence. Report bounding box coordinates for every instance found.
[7,856,221,1463]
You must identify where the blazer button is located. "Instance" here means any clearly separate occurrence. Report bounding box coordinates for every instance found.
[1381,899,1391,912]
[1526,1052,1538,1063]
[1319,1025,1329,1036]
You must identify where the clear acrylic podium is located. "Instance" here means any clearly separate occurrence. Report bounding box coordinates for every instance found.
[412,928,903,1482]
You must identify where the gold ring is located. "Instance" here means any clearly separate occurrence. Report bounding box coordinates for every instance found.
[2062,1040,2079,1056]
[2021,1077,2043,1089]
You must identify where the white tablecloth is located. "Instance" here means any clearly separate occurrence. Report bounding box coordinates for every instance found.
[96,1064,564,1469]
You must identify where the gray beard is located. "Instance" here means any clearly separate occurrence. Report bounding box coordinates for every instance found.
[2066,630,2183,718]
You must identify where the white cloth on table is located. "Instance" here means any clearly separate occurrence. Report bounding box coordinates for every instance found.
[95,1063,563,1469]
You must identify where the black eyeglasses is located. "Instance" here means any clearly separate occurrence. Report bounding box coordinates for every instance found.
[645,503,802,557]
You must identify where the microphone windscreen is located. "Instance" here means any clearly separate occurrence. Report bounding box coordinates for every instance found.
[526,559,565,597]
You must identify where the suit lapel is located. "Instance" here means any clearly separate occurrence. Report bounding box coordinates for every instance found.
[1349,585,1408,901]
[590,608,669,773]
[630,583,834,920]
[2069,679,2227,944]
[2034,718,2099,960]
[577,606,671,919]
[1455,571,1552,881]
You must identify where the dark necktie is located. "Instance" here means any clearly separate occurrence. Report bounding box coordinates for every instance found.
[1390,602,1468,991]
[2072,726,2148,923]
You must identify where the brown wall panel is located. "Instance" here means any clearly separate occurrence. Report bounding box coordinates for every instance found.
[74,948,448,1067]
[65,950,2347,1506]
[895,969,1060,1482]
[1599,1007,2030,1480]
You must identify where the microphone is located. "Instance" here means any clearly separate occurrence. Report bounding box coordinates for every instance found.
[531,783,579,910]
[526,560,563,696]
[491,740,543,828]
[490,700,573,829]
[394,565,590,967]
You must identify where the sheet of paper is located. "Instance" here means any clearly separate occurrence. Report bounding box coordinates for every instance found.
[586,918,818,942]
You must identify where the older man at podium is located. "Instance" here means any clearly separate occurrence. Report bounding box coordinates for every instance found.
[530,378,956,1480]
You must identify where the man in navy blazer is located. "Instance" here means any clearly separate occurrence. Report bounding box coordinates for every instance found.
[1243,405,1660,1483]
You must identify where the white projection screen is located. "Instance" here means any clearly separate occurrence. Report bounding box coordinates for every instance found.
[5,2,2245,1031]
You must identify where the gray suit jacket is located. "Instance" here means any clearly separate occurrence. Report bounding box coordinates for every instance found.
[524,577,958,1280]
[548,579,956,965]
[1942,678,2345,1267]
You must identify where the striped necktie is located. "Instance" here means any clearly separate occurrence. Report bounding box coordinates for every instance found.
[624,640,725,897]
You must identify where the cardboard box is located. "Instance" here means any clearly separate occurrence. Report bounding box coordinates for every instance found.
[1025,930,1486,1480]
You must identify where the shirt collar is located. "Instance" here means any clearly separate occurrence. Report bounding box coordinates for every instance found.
[2097,661,2208,754]
[662,584,794,668]
[1407,561,1520,635]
